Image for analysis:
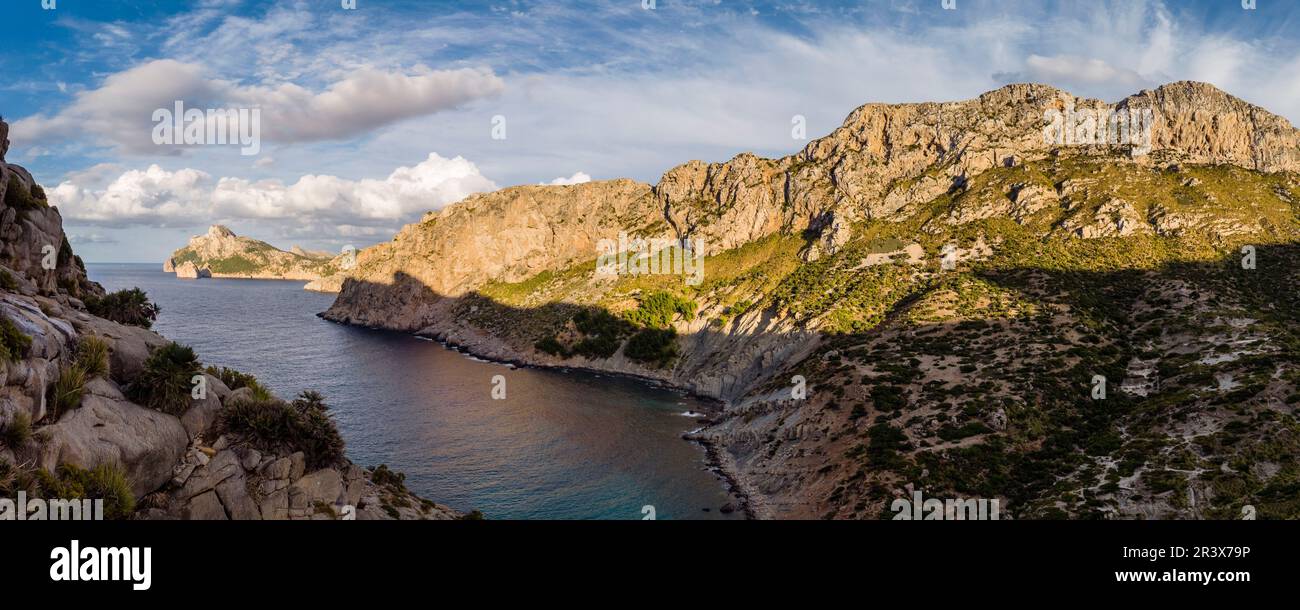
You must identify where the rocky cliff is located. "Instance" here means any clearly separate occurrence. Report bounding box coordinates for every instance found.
[165,225,347,289]
[320,82,1300,520]
[2,120,460,519]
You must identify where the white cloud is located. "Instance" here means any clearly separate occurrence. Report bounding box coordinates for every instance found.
[50,153,497,234]
[14,59,504,154]
[543,171,591,186]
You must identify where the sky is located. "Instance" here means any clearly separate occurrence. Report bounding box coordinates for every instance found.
[2,0,1298,263]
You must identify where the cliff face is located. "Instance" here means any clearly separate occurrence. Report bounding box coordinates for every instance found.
[2,120,457,519]
[322,178,660,329]
[320,82,1300,520]
[164,225,345,287]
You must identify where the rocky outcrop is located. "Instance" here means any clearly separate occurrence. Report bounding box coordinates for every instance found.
[164,225,344,286]
[173,261,211,279]
[323,179,660,329]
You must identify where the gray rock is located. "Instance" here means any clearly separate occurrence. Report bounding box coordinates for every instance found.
[38,377,188,498]
[185,491,228,520]
[289,468,343,510]
[215,477,260,520]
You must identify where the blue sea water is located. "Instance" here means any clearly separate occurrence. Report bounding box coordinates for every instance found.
[87,264,740,520]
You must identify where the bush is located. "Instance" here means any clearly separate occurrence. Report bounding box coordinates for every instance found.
[624,327,679,367]
[0,269,17,291]
[130,342,201,415]
[217,390,345,470]
[47,463,135,519]
[84,288,160,328]
[49,365,86,419]
[0,412,31,449]
[0,315,32,362]
[3,174,45,210]
[75,336,109,378]
[624,291,697,329]
[534,336,567,357]
[205,365,272,399]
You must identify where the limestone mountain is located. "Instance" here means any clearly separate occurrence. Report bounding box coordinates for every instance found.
[2,118,460,519]
[321,81,1300,519]
[165,225,348,289]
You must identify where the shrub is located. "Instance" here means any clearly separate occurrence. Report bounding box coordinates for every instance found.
[624,327,679,367]
[534,336,567,357]
[624,291,697,329]
[3,175,45,210]
[0,315,32,362]
[49,365,87,419]
[84,288,160,328]
[49,463,135,519]
[0,269,17,290]
[218,390,345,470]
[205,365,272,399]
[75,336,109,378]
[130,342,201,415]
[0,412,31,449]
[30,183,47,202]
[370,464,407,491]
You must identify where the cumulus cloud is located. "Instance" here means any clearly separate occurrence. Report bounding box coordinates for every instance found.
[14,59,504,154]
[542,171,591,186]
[50,153,497,233]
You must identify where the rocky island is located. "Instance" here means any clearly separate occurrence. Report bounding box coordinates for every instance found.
[321,82,1300,520]
[2,118,461,519]
[164,225,348,291]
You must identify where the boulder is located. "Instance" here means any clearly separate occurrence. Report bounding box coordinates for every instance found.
[38,377,188,498]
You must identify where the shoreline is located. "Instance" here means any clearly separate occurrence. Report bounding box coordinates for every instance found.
[317,312,759,520]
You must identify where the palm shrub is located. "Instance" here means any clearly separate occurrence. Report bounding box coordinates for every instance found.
[217,390,345,470]
[84,288,160,328]
[130,342,201,415]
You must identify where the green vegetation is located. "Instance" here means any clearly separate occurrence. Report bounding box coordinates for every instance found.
[623,291,696,328]
[0,315,32,362]
[130,342,201,415]
[217,390,345,470]
[0,412,32,449]
[75,336,109,379]
[49,364,87,419]
[205,365,273,399]
[206,255,259,274]
[624,327,678,367]
[84,288,161,328]
[40,463,136,519]
[0,269,17,291]
[3,175,46,210]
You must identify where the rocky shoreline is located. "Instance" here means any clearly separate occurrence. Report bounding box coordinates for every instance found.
[317,311,758,519]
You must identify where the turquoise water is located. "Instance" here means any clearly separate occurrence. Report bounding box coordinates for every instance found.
[87,264,741,520]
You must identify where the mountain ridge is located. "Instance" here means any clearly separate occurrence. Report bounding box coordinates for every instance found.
[318,81,1300,519]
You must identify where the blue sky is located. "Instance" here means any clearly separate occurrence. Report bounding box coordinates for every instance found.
[2,0,1299,262]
